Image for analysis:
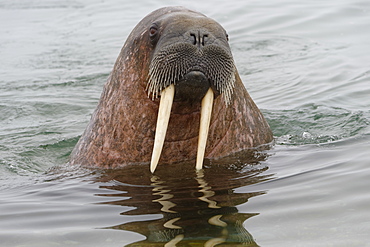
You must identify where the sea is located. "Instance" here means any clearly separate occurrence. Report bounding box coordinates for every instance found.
[0,0,369,246]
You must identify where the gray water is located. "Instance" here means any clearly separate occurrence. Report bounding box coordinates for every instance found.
[1,0,370,246]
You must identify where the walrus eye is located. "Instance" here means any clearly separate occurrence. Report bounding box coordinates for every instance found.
[149,24,159,43]
[226,33,229,41]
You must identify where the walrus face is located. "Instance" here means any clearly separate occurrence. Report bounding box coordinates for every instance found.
[146,12,237,173]
[147,13,236,104]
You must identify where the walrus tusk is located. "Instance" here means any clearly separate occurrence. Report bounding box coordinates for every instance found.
[150,85,213,173]
[150,84,175,173]
[196,88,214,170]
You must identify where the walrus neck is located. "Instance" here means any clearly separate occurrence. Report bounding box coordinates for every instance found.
[159,100,202,143]
[170,100,201,115]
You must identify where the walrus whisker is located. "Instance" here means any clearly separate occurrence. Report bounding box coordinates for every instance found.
[147,43,236,104]
[150,84,175,173]
[196,87,214,170]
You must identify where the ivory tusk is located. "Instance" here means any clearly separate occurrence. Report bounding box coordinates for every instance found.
[150,84,175,173]
[196,88,214,170]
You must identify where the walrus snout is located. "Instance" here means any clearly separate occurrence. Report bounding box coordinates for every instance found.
[174,71,211,103]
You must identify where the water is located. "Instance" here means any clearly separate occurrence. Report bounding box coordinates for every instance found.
[1,0,370,246]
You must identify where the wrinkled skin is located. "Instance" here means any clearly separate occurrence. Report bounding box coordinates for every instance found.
[69,6,273,168]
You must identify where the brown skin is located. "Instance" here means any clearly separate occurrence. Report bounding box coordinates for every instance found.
[69,7,273,168]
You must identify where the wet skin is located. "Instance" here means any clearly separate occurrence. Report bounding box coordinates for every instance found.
[69,6,273,171]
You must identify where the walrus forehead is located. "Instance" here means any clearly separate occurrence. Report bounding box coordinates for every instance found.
[155,11,209,26]
[153,13,228,42]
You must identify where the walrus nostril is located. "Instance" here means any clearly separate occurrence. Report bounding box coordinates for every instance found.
[190,33,197,45]
[202,34,208,46]
[190,31,208,47]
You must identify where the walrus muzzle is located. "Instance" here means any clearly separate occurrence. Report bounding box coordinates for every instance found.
[147,42,236,173]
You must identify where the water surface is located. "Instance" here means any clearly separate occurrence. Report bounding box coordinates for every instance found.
[1,0,370,246]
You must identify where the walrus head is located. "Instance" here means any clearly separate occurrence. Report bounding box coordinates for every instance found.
[144,9,237,172]
[69,7,273,172]
[146,14,236,104]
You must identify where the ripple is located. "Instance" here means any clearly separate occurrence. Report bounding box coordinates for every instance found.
[0,137,79,176]
[264,104,370,145]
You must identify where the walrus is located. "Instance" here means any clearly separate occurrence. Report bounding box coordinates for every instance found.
[69,6,273,172]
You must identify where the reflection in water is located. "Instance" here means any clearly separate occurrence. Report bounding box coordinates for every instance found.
[97,151,273,246]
